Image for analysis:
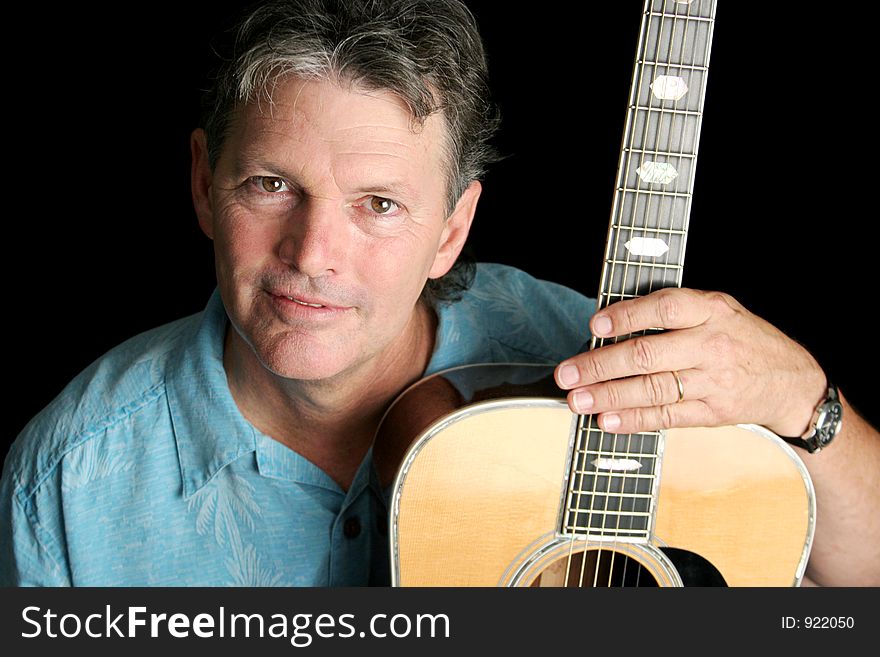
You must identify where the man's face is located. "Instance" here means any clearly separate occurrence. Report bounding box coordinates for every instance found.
[193,77,477,382]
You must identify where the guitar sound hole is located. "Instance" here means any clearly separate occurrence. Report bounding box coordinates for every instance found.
[529,549,660,587]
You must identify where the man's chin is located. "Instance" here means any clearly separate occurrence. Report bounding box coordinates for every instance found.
[255,342,356,383]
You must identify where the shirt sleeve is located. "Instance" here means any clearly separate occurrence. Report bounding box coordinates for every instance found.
[0,451,72,586]
[427,263,597,375]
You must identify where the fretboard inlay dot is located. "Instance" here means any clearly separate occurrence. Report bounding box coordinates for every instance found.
[650,75,688,100]
[624,237,670,257]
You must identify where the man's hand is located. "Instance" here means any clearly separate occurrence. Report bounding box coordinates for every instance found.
[554,288,827,436]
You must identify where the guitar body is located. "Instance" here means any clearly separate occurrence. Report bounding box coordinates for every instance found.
[378,364,815,587]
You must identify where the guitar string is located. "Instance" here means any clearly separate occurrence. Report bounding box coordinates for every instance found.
[610,0,689,587]
[580,0,658,587]
[633,0,717,586]
[600,0,669,588]
[596,0,708,587]
[656,0,715,304]
[651,1,700,313]
[570,0,668,589]
[601,0,672,587]
[632,0,701,587]
[560,0,651,586]
[652,4,718,584]
[613,0,684,588]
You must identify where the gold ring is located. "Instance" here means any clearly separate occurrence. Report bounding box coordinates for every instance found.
[671,370,684,403]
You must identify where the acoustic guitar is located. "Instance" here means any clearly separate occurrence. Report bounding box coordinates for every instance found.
[374,0,815,587]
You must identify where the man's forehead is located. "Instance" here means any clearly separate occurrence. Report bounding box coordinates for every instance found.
[237,77,437,142]
[223,80,444,170]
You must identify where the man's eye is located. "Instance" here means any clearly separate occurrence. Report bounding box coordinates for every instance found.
[252,176,290,193]
[368,196,399,214]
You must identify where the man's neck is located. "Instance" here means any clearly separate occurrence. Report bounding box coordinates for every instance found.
[222,301,437,490]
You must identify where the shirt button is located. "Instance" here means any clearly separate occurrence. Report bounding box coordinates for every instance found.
[343,517,361,539]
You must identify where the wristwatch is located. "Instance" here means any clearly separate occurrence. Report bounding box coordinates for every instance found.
[780,381,843,454]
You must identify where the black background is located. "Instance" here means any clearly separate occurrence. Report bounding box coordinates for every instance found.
[6,0,877,461]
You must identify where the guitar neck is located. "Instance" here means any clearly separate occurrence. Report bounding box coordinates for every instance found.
[562,0,718,542]
[596,0,718,317]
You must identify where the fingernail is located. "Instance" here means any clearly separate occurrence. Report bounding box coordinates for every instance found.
[603,413,621,431]
[593,314,612,336]
[573,390,593,413]
[559,364,580,387]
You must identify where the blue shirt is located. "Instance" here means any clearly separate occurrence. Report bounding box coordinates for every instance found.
[0,263,594,586]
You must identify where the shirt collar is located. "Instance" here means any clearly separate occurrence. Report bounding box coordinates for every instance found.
[166,289,354,499]
[166,288,258,499]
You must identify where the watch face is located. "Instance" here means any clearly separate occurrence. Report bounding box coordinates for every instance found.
[818,401,844,446]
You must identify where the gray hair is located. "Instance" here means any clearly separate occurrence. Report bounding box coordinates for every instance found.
[200,0,501,300]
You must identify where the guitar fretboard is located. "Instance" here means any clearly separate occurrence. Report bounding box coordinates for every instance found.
[600,0,716,304]
[564,428,659,538]
[562,0,717,541]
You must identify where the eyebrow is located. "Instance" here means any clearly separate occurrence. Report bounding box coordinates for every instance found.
[352,183,415,197]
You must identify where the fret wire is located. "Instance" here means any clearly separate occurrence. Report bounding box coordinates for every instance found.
[567,493,655,502]
[563,526,649,536]
[577,451,659,459]
[578,424,662,431]
[563,533,650,540]
[624,147,696,159]
[569,501,657,512]
[601,292,640,300]
[618,187,692,198]
[566,507,654,515]
[611,224,686,235]
[563,532,651,541]
[575,449,660,458]
[605,259,682,270]
[606,255,682,268]
[566,509,651,523]
[562,489,657,508]
[578,426,662,437]
[566,510,653,518]
[570,470,657,480]
[567,514,652,524]
[563,532,649,540]
[578,443,660,452]
[601,329,666,341]
[646,12,713,23]
[631,105,702,116]
[638,59,708,71]
[578,446,659,454]
[600,279,683,298]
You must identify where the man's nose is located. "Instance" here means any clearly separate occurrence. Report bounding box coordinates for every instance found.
[277,199,344,277]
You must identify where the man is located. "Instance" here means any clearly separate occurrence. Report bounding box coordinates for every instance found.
[1,0,878,586]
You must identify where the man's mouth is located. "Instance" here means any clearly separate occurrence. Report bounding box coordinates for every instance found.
[268,289,349,312]
[284,296,324,308]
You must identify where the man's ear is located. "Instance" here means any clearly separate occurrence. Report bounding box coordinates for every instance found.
[191,128,215,240]
[428,180,481,279]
